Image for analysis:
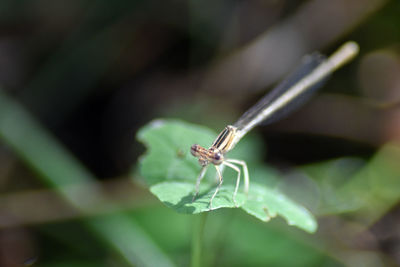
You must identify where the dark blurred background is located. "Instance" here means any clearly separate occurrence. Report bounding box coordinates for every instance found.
[1,0,400,266]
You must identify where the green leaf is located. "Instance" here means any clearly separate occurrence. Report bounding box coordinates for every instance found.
[300,158,366,215]
[150,181,247,213]
[242,179,317,232]
[137,119,317,233]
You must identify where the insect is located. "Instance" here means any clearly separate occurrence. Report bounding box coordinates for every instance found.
[191,41,359,209]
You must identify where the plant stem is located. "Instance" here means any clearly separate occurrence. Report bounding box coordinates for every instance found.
[191,212,208,267]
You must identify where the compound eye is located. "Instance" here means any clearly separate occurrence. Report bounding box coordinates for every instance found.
[190,144,199,156]
[212,152,223,164]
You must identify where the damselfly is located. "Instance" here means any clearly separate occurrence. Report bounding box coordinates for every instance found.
[190,41,359,209]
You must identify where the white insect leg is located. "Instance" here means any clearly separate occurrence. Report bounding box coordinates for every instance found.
[225,159,249,196]
[192,166,208,202]
[209,165,223,209]
[214,164,225,183]
[223,161,241,207]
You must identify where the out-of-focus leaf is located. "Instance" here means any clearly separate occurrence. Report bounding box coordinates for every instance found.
[137,119,317,232]
[338,143,400,224]
[302,143,400,225]
[0,91,175,267]
[300,157,366,215]
[39,261,106,267]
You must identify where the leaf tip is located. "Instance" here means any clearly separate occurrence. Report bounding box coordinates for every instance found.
[149,119,166,129]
